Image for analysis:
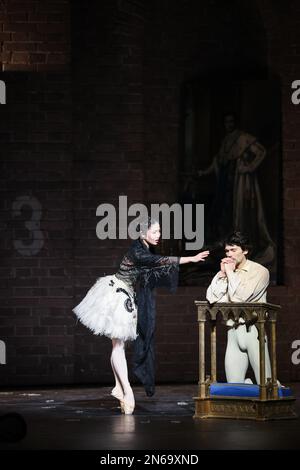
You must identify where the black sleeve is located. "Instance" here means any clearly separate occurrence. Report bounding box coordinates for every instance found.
[132,242,180,268]
[142,262,179,292]
[129,240,180,292]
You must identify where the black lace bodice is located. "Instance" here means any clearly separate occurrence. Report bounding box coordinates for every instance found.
[115,238,180,291]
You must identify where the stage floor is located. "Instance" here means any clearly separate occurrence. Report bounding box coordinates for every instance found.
[0,383,300,450]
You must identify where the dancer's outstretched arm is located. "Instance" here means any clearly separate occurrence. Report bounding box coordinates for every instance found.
[179,250,209,264]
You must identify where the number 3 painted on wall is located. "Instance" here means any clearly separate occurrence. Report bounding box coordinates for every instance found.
[12,196,44,256]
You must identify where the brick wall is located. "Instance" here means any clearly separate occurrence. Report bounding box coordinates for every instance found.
[0,0,70,71]
[0,0,72,385]
[0,0,300,387]
[71,0,146,384]
[257,0,300,382]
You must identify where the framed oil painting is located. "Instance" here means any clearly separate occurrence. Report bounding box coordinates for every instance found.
[177,80,281,286]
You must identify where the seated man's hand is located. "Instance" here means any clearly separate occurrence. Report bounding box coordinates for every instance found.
[219,257,234,277]
[224,258,236,273]
[220,258,227,274]
[219,257,236,275]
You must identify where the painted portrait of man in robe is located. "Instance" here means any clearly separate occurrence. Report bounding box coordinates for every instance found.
[179,80,281,285]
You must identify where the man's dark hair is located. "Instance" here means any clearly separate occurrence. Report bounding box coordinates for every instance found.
[223,231,252,253]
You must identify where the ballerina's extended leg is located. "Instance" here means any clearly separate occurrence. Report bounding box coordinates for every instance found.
[110,346,125,412]
[111,339,135,414]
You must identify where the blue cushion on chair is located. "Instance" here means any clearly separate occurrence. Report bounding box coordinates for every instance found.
[209,383,293,398]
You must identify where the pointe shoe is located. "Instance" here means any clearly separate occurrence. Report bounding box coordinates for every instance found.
[111,387,123,401]
[120,401,125,413]
[111,387,125,413]
[122,389,135,415]
[123,401,135,415]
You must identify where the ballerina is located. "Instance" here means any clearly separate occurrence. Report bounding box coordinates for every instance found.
[73,217,209,414]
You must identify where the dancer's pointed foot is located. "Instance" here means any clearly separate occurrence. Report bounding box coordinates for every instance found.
[111,386,123,401]
[123,401,135,415]
[123,388,135,415]
[111,386,125,413]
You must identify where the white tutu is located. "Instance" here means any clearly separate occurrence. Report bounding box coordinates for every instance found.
[72,275,138,342]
